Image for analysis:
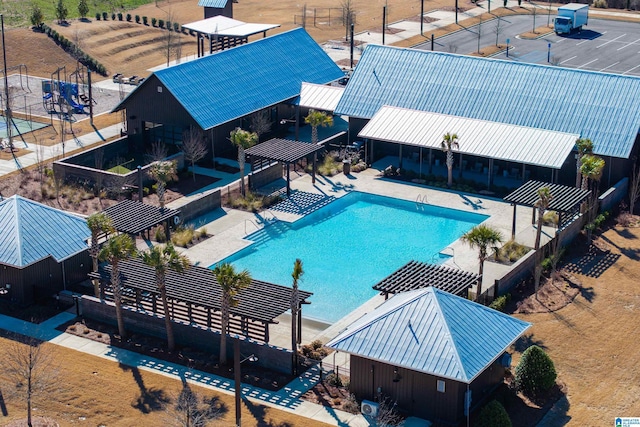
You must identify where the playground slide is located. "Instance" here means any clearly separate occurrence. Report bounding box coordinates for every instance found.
[61,91,85,114]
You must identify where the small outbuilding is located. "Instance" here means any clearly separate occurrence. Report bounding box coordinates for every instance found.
[0,196,91,305]
[198,0,233,19]
[326,287,531,425]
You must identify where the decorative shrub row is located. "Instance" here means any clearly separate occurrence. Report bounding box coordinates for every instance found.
[41,23,108,76]
[94,11,189,34]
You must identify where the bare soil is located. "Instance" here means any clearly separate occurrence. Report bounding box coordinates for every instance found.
[514,270,582,314]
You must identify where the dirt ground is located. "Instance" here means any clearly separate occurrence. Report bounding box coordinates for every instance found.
[0,334,330,427]
[508,226,640,425]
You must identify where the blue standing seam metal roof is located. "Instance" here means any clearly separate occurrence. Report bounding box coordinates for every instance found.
[0,196,90,268]
[335,45,640,159]
[141,28,343,131]
[198,0,228,7]
[326,287,531,384]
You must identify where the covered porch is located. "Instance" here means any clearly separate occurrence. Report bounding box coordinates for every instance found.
[358,106,579,191]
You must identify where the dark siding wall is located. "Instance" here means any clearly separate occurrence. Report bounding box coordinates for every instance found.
[348,117,369,145]
[124,76,198,134]
[63,252,91,286]
[349,356,464,425]
[469,360,506,410]
[29,258,63,302]
[204,4,232,19]
[0,265,25,304]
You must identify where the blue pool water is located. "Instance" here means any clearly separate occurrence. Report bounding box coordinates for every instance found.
[215,192,487,323]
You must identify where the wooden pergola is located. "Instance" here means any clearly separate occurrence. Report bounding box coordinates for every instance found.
[90,258,312,343]
[103,200,181,238]
[504,180,591,239]
[373,260,479,300]
[245,138,325,196]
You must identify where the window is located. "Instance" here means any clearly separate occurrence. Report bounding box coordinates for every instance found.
[437,380,446,393]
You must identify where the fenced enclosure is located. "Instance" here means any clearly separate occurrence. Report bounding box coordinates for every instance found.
[294,6,356,28]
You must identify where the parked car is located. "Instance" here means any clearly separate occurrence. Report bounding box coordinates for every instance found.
[112,73,123,83]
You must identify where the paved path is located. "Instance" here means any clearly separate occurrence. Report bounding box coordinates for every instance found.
[0,310,370,426]
[0,123,122,176]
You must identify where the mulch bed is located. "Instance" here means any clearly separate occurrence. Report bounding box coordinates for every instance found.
[57,317,299,392]
[513,270,582,314]
[302,374,359,414]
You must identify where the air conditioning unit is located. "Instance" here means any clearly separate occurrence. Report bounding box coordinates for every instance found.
[361,400,379,417]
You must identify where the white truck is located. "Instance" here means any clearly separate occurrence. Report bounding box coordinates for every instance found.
[554,3,589,35]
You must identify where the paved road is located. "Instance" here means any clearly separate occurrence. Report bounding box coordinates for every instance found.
[416,15,640,76]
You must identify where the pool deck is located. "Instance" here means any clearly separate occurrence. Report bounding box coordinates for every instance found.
[176,163,554,362]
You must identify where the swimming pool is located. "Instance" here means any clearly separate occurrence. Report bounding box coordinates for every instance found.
[215,192,487,323]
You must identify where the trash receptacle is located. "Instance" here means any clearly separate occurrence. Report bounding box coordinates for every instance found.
[343,160,351,175]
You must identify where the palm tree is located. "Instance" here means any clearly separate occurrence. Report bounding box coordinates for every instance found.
[575,138,593,188]
[87,212,115,298]
[141,243,190,352]
[148,160,178,209]
[534,187,553,250]
[99,234,137,338]
[581,154,606,221]
[461,224,503,303]
[441,132,459,188]
[580,154,605,192]
[305,110,333,184]
[229,128,258,197]
[305,109,333,144]
[290,258,304,375]
[213,262,251,366]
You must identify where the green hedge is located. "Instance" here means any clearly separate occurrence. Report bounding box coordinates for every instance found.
[515,345,557,397]
[41,23,108,76]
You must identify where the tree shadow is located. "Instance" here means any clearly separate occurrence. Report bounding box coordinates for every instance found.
[494,383,570,427]
[612,227,637,240]
[119,363,170,413]
[0,388,8,416]
[242,397,298,427]
[563,249,620,278]
[513,333,546,353]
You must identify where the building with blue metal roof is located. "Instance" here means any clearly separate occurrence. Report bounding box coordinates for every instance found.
[198,0,232,19]
[326,287,530,424]
[0,196,91,305]
[336,45,640,187]
[114,28,343,159]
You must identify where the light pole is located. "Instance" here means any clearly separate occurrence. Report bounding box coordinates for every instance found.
[234,338,258,427]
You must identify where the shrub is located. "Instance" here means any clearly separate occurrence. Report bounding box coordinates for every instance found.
[102,12,108,20]
[476,400,511,427]
[300,340,329,360]
[143,16,148,25]
[489,293,511,312]
[198,228,207,239]
[155,226,167,243]
[96,12,101,20]
[158,19,165,28]
[171,225,195,247]
[173,22,180,32]
[166,20,172,30]
[494,240,530,263]
[324,373,343,387]
[117,12,123,21]
[542,211,558,226]
[515,345,557,397]
[126,13,132,22]
[30,4,44,28]
[593,0,608,7]
[134,15,140,23]
[111,13,116,20]
[151,17,157,26]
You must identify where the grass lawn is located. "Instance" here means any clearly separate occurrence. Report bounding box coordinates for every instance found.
[0,335,331,427]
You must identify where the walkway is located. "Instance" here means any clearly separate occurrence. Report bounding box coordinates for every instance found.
[0,310,370,426]
[0,122,122,176]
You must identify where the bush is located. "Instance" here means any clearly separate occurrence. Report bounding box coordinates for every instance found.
[166,20,172,30]
[102,12,108,20]
[515,345,557,397]
[117,12,123,21]
[476,400,511,427]
[96,12,101,20]
[171,225,195,247]
[198,228,207,239]
[173,22,180,32]
[158,19,165,28]
[489,293,511,312]
[126,13,132,22]
[494,240,530,264]
[343,394,359,414]
[542,211,558,226]
[30,4,44,28]
[593,0,608,7]
[111,13,116,20]
[135,14,140,23]
[155,226,167,243]
[151,17,157,26]
[324,373,343,387]
[143,16,148,25]
[300,340,329,360]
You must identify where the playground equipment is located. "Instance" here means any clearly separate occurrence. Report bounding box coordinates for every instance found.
[42,65,95,117]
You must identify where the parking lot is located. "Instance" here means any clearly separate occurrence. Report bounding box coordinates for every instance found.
[417,15,640,76]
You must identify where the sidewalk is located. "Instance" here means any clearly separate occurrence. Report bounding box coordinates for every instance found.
[0,311,370,426]
[0,122,122,176]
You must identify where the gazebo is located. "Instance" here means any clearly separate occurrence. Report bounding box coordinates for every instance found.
[373,260,478,300]
[183,15,280,57]
[103,200,181,238]
[504,180,591,239]
[91,258,312,343]
[245,138,326,196]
